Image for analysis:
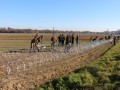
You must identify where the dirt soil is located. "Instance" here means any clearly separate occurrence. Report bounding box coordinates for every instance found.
[0,42,113,90]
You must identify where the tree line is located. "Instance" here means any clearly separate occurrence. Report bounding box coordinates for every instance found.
[0,27,79,33]
[1,27,118,34]
[0,27,98,34]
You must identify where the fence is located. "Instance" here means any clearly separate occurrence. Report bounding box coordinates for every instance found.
[0,39,113,76]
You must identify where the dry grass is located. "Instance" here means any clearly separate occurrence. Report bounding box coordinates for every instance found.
[0,33,106,51]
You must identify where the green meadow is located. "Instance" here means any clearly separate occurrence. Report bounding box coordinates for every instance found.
[36,41,120,90]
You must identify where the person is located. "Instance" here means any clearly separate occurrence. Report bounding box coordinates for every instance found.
[104,36,107,40]
[76,35,79,45]
[64,35,71,53]
[92,36,98,42]
[90,36,93,42]
[35,33,39,38]
[51,36,55,49]
[113,36,116,46]
[30,34,39,52]
[58,34,62,46]
[61,34,65,46]
[108,35,111,39]
[37,36,41,43]
[71,34,74,45]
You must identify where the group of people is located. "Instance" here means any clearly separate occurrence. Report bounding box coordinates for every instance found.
[58,34,65,46]
[30,33,43,52]
[90,35,112,42]
[65,34,79,46]
[51,34,79,53]
[89,35,120,46]
[30,33,120,52]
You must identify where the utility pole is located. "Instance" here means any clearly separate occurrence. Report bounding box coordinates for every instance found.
[79,31,80,45]
[53,27,54,37]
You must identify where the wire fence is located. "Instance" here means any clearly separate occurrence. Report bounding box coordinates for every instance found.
[0,39,113,75]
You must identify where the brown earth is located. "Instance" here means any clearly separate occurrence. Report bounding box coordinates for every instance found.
[0,42,113,90]
[0,33,106,41]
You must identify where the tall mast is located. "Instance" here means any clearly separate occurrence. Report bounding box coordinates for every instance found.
[53,27,54,37]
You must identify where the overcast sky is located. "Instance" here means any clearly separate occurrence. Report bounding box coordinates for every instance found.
[0,0,120,32]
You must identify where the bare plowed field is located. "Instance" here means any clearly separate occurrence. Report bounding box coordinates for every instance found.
[0,40,113,90]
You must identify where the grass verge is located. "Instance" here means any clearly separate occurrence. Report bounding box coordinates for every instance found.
[35,41,120,90]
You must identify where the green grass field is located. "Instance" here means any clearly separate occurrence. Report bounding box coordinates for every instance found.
[36,41,120,90]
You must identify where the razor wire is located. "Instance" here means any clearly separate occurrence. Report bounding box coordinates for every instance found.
[0,39,113,75]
